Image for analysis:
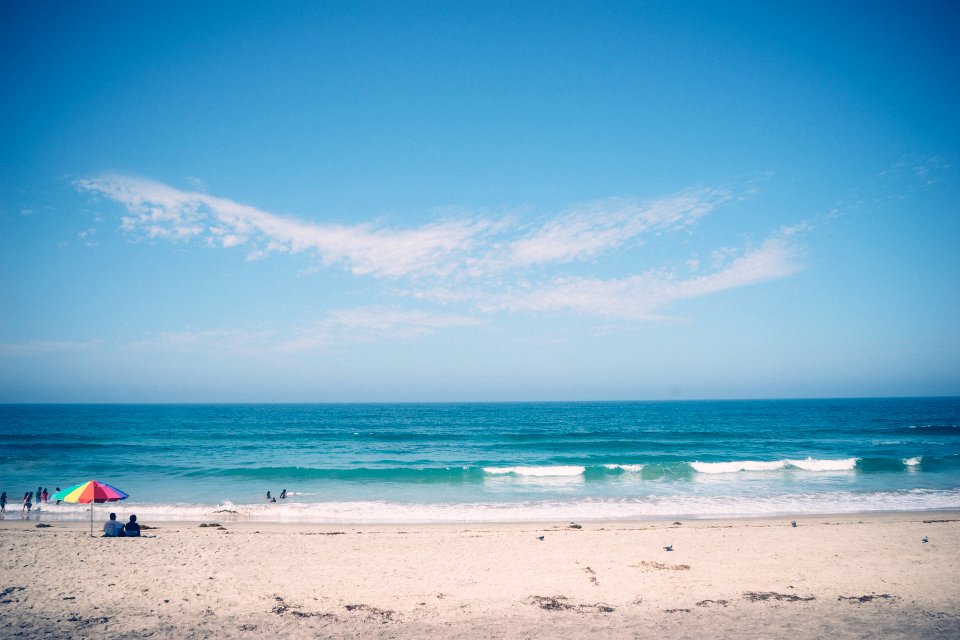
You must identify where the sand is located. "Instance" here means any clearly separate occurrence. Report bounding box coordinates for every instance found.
[1,512,958,639]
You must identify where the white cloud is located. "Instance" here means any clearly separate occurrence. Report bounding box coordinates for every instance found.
[276,306,486,353]
[120,308,486,355]
[76,174,807,327]
[0,340,105,354]
[75,176,733,281]
[506,190,729,267]
[75,175,491,279]
[415,234,802,320]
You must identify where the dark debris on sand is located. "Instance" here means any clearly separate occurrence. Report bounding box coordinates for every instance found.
[696,599,729,607]
[271,595,338,621]
[838,594,900,603]
[301,531,346,535]
[527,595,614,613]
[631,560,690,571]
[744,591,816,603]
[344,603,396,622]
[0,586,25,604]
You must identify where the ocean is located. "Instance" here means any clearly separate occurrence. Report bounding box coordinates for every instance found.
[2,398,959,523]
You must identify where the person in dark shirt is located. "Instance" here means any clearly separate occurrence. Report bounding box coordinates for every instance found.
[124,514,141,537]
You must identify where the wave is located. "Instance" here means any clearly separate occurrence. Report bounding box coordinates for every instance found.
[186,466,487,483]
[691,460,788,473]
[171,454,960,484]
[787,457,859,471]
[904,424,960,436]
[20,489,960,524]
[483,466,585,477]
[602,464,644,473]
[690,458,858,474]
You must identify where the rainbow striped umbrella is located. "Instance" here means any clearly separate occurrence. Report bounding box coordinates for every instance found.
[51,480,128,537]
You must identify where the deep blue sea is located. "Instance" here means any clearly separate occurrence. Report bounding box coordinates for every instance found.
[2,398,959,523]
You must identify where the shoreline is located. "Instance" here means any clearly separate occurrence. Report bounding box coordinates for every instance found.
[3,511,958,638]
[5,502,960,526]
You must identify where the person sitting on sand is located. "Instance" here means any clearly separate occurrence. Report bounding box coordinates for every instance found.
[103,512,125,537]
[124,514,141,537]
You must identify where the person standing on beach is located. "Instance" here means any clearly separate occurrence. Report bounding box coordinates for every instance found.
[0,492,7,517]
[36,487,42,504]
[54,487,61,505]
[41,488,48,503]
[22,492,32,515]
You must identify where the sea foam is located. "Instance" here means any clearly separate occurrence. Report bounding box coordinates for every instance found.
[786,457,858,471]
[19,490,960,524]
[689,458,859,474]
[602,464,644,473]
[483,466,585,477]
[691,460,787,474]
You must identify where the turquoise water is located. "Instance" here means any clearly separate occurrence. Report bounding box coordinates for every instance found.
[2,398,959,523]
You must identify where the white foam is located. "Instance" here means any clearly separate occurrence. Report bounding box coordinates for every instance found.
[903,456,922,466]
[21,489,960,524]
[689,458,861,474]
[483,466,585,477]
[691,460,787,474]
[786,457,858,471]
[603,464,644,473]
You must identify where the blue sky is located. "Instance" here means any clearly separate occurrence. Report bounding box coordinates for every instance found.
[1,1,958,402]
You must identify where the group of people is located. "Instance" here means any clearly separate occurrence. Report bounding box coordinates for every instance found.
[265,489,288,502]
[103,512,141,537]
[0,486,61,518]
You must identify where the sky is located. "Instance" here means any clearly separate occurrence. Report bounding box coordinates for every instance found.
[1,1,958,402]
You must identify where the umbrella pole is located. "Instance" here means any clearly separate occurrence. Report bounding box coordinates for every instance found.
[90,503,94,537]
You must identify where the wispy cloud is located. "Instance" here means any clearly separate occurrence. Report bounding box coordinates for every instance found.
[97,308,485,355]
[505,190,729,267]
[75,175,492,278]
[75,176,732,280]
[76,174,806,328]
[276,306,486,353]
[0,339,105,354]
[415,234,803,320]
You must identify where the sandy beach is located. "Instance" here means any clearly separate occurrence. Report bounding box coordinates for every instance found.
[1,512,958,639]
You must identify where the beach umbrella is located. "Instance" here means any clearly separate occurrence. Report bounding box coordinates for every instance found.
[50,480,129,537]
